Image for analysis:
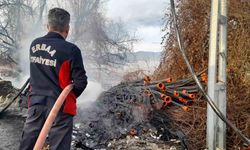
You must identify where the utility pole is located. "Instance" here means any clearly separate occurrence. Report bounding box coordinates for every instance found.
[207,0,227,149]
[217,0,227,149]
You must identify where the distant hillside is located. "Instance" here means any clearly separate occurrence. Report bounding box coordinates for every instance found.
[126,51,161,62]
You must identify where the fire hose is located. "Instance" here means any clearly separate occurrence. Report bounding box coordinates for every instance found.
[169,0,250,145]
[34,84,73,150]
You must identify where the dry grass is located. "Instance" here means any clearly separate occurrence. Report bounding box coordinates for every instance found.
[154,0,250,149]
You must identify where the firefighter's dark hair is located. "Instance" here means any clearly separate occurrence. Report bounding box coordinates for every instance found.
[48,8,70,32]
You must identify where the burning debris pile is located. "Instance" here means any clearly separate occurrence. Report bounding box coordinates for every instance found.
[72,72,207,150]
[0,79,18,107]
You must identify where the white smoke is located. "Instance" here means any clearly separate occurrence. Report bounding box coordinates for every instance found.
[9,25,47,88]
[77,80,104,109]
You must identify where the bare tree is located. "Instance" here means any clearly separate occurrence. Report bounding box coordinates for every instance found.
[0,0,32,65]
[0,0,47,76]
[68,0,136,82]
[0,0,136,81]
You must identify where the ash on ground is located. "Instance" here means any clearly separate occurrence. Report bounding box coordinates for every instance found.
[0,78,27,150]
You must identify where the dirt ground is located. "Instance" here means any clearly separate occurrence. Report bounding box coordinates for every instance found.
[0,109,183,150]
[0,109,26,150]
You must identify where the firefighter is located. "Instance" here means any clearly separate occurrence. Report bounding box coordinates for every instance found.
[19,8,88,150]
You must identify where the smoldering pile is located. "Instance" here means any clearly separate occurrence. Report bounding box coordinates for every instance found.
[72,72,207,150]
[0,79,19,107]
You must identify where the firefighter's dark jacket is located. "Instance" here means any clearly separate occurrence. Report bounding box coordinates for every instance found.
[29,32,88,116]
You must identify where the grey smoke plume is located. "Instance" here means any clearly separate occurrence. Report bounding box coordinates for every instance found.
[77,81,104,110]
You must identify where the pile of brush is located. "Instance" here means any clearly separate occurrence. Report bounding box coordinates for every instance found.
[72,71,207,149]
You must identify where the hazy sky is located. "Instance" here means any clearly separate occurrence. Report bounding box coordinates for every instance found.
[106,0,168,52]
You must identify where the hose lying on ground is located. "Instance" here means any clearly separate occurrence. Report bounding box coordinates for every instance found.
[0,78,30,115]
